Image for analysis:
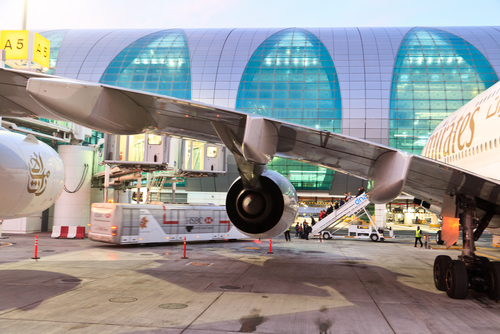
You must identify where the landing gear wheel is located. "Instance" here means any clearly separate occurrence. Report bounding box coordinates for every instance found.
[445,260,468,299]
[478,256,490,268]
[487,262,500,301]
[433,255,451,291]
[322,232,331,240]
[472,257,491,293]
[436,230,444,245]
[370,234,379,242]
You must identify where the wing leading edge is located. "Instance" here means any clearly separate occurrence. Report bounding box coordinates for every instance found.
[2,68,500,215]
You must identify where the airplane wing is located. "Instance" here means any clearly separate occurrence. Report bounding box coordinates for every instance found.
[0,68,66,120]
[1,68,500,218]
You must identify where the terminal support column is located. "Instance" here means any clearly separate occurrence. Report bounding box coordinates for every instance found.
[53,145,93,228]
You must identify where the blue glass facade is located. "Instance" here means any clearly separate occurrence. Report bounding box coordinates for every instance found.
[236,28,342,190]
[389,27,499,154]
[100,29,191,99]
[31,27,500,193]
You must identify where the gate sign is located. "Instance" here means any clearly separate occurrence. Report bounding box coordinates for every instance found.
[0,30,50,68]
[0,30,29,60]
[33,32,50,68]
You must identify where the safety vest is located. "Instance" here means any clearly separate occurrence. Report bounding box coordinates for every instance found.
[416,229,422,237]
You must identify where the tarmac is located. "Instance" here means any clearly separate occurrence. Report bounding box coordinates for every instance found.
[1,224,500,334]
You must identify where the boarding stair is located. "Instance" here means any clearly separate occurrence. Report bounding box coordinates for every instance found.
[310,193,385,241]
[145,172,171,204]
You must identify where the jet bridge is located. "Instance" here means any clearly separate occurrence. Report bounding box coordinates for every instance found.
[311,193,393,241]
[102,133,226,176]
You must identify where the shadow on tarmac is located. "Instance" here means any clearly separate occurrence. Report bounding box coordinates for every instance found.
[0,270,81,312]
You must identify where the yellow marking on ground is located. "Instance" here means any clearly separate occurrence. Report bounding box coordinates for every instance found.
[0,243,12,247]
[245,247,260,249]
[431,246,492,250]
[476,252,500,261]
[430,246,462,250]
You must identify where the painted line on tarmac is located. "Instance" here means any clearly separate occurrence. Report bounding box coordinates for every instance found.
[476,252,500,261]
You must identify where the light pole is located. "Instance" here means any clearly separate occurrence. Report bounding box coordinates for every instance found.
[22,0,28,30]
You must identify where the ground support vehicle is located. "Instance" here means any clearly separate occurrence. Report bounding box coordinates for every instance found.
[89,203,248,244]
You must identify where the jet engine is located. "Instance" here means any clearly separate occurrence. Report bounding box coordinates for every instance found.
[0,129,65,219]
[226,170,298,239]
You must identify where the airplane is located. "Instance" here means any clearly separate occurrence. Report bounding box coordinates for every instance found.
[0,66,499,301]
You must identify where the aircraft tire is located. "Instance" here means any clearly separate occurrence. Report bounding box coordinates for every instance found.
[487,262,500,301]
[445,260,468,299]
[370,234,379,242]
[478,256,490,267]
[436,230,444,245]
[433,255,451,291]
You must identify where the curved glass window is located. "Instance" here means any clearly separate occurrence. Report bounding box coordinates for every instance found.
[40,30,68,75]
[389,27,498,154]
[236,28,341,190]
[100,29,191,99]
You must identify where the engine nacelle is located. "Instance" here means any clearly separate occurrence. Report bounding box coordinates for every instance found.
[226,170,298,239]
[0,129,65,219]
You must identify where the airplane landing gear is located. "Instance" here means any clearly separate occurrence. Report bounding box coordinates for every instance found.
[433,195,500,300]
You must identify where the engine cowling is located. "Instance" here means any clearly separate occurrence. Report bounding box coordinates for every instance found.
[226,170,298,239]
[0,129,65,219]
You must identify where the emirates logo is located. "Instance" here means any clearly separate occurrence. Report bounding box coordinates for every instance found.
[27,153,50,197]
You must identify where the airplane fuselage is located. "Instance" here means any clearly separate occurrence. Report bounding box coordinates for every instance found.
[423,81,500,179]
[422,81,500,231]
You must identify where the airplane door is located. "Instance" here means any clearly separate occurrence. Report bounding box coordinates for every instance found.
[205,146,219,171]
[146,135,163,162]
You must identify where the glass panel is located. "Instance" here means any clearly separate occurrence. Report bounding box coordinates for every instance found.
[235,28,341,190]
[129,135,145,162]
[389,27,498,155]
[100,29,191,100]
[148,134,162,145]
[207,146,218,158]
[118,135,127,161]
[192,142,205,170]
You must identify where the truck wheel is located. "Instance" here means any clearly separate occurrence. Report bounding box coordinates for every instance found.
[436,230,444,245]
[370,234,379,242]
[322,232,331,240]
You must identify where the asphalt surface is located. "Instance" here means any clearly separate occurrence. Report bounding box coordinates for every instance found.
[0,223,499,334]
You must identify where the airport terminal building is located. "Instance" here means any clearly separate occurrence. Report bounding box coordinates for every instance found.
[2,26,500,232]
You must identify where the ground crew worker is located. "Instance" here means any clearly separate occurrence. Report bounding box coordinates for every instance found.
[414,226,423,247]
[284,227,291,241]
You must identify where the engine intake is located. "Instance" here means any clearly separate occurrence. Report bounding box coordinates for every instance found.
[226,170,298,238]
